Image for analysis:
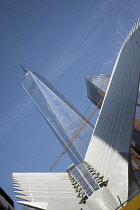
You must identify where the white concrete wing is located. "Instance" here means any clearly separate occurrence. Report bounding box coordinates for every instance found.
[13,173,90,210]
[85,20,140,207]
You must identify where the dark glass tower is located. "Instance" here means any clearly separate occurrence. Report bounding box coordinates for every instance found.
[86,74,111,105]
[22,71,94,165]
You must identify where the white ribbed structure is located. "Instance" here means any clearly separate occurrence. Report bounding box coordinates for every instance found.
[85,20,140,208]
[13,173,90,210]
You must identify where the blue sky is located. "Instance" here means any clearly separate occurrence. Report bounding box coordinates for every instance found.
[0,0,140,209]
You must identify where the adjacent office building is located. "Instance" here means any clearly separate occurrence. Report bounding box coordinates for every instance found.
[86,74,111,106]
[86,74,140,171]
[13,20,140,209]
[0,187,15,210]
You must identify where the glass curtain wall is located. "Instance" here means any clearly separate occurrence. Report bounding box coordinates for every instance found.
[23,71,94,165]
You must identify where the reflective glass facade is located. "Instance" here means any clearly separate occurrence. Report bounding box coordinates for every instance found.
[23,71,94,165]
[86,74,111,105]
[69,162,100,198]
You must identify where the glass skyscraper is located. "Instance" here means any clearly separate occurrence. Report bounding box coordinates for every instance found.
[86,74,111,105]
[22,71,94,165]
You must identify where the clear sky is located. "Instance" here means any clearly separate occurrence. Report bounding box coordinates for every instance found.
[0,0,140,209]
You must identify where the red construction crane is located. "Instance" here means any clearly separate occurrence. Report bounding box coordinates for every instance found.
[131,154,140,172]
[50,94,103,170]
[50,91,140,170]
[131,154,140,161]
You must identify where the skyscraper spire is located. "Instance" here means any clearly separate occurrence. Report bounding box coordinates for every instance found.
[17,61,27,73]
[22,71,94,165]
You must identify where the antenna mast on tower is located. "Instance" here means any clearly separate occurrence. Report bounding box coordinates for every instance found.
[17,61,27,73]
